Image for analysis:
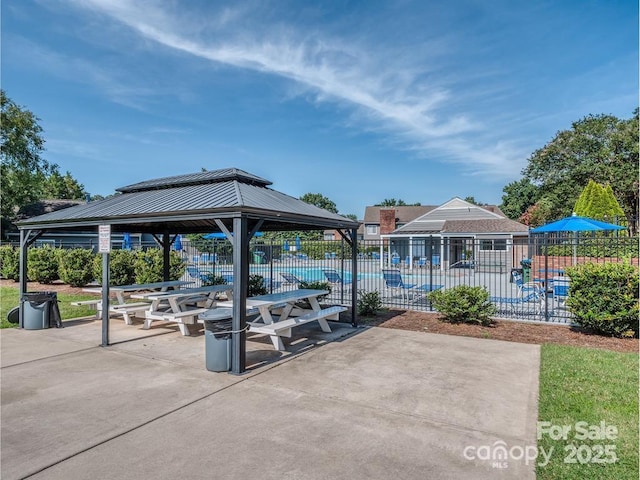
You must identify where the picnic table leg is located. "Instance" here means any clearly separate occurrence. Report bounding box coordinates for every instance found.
[268,335,285,351]
[307,297,322,312]
[177,322,192,336]
[317,318,332,333]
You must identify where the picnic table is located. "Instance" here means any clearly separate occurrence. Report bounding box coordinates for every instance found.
[79,280,195,324]
[204,289,347,351]
[133,284,234,336]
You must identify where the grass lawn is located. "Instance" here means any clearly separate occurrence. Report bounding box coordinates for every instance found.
[537,344,639,479]
[0,286,98,328]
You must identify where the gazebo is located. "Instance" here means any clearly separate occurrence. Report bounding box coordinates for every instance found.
[16,168,360,374]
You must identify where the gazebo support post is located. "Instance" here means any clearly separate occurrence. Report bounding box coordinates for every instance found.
[231,216,248,374]
[162,231,171,281]
[101,251,110,346]
[18,229,43,328]
[350,228,358,327]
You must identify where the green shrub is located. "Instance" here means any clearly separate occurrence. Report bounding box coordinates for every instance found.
[299,280,331,302]
[202,274,227,286]
[428,285,496,326]
[0,245,20,281]
[133,249,185,284]
[565,262,639,337]
[28,246,60,284]
[248,274,268,297]
[59,248,96,287]
[93,249,137,286]
[357,290,381,316]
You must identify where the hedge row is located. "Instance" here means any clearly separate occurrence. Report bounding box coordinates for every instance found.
[0,246,185,287]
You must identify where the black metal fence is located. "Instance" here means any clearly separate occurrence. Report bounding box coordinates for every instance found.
[178,234,638,325]
[8,232,637,325]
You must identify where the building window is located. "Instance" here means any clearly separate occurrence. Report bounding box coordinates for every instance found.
[366,225,378,235]
[480,239,508,251]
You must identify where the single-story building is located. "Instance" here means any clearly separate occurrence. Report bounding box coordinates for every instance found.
[381,197,530,272]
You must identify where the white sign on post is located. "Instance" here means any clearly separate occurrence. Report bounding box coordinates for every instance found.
[98,225,111,253]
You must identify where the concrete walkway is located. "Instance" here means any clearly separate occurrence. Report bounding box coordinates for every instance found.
[1,318,540,479]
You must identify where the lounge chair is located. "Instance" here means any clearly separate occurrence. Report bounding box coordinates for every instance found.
[279,272,302,290]
[512,271,543,295]
[186,266,210,284]
[490,278,546,317]
[415,257,428,268]
[381,268,418,300]
[490,291,545,317]
[321,268,352,296]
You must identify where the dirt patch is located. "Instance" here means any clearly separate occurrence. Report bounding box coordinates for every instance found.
[3,279,637,353]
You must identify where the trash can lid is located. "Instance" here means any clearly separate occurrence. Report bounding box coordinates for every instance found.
[22,292,57,302]
[7,306,19,324]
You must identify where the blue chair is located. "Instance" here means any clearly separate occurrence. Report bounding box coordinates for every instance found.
[404,256,411,268]
[382,268,417,300]
[416,257,428,268]
[552,276,570,308]
[371,252,380,260]
[279,272,302,290]
[322,268,352,295]
[391,254,400,266]
[186,266,209,284]
[431,255,441,268]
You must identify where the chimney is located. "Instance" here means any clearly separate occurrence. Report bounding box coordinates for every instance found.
[379,209,397,235]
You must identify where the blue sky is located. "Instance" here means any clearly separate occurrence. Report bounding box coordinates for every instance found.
[3,0,637,218]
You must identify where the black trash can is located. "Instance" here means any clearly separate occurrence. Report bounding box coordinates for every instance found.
[22,292,62,330]
[204,319,233,372]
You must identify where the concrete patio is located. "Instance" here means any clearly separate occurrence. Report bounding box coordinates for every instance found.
[1,317,540,479]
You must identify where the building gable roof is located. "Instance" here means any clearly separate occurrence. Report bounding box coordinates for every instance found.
[389,197,527,235]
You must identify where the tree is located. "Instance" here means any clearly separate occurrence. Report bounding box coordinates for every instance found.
[42,166,87,200]
[375,199,421,206]
[299,193,338,213]
[500,179,540,220]
[463,196,487,206]
[518,198,553,227]
[522,111,638,232]
[573,180,626,224]
[1,90,52,219]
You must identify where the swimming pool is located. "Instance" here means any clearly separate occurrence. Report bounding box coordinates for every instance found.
[249,266,361,283]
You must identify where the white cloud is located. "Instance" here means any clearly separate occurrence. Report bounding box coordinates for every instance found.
[66,0,524,175]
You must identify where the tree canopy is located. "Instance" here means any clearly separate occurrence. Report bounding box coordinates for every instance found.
[1,90,51,219]
[42,166,87,200]
[375,198,421,206]
[500,110,638,232]
[1,90,88,229]
[573,180,626,224]
[299,192,338,214]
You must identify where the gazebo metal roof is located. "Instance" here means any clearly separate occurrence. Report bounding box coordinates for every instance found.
[16,168,360,375]
[17,168,358,233]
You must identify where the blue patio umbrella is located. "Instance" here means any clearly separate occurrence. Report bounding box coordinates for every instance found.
[531,213,625,264]
[122,233,132,250]
[173,234,183,251]
[295,235,301,251]
[283,239,289,251]
[530,214,625,233]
